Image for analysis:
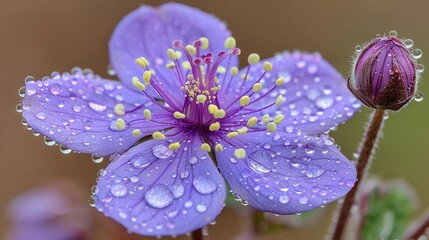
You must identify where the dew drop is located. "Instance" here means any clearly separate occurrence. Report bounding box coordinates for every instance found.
[355,45,362,52]
[247,151,272,173]
[192,176,217,194]
[88,102,107,112]
[196,204,207,213]
[316,96,334,109]
[49,84,62,95]
[304,165,325,178]
[279,195,290,204]
[131,156,151,168]
[145,184,173,208]
[43,136,56,146]
[414,91,424,102]
[110,183,128,197]
[16,103,23,112]
[59,145,72,154]
[388,30,398,37]
[152,145,173,159]
[170,182,185,198]
[91,155,104,163]
[130,176,140,183]
[72,105,82,113]
[403,39,414,48]
[35,112,46,120]
[417,64,425,73]
[411,49,423,59]
[298,196,309,205]
[18,86,26,97]
[189,156,198,165]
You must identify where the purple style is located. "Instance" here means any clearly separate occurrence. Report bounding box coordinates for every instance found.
[19,3,361,236]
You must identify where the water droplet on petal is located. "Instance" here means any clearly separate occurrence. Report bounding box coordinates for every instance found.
[152,145,173,159]
[404,39,414,48]
[298,196,309,205]
[145,184,173,209]
[49,83,62,95]
[316,96,334,109]
[411,49,423,59]
[170,182,184,198]
[196,204,207,213]
[88,102,107,112]
[414,91,424,102]
[35,112,46,120]
[304,165,325,178]
[192,176,217,194]
[91,154,104,163]
[110,183,128,197]
[279,195,290,204]
[189,156,198,165]
[247,151,272,173]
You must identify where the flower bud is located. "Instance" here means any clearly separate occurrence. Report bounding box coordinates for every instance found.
[349,32,422,111]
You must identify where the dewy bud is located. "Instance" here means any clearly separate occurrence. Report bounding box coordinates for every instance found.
[349,32,423,111]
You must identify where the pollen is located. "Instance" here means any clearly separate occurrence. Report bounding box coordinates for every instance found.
[173,111,186,119]
[275,77,284,86]
[182,61,191,70]
[196,94,207,103]
[248,53,260,65]
[273,114,284,124]
[215,143,224,152]
[114,104,125,116]
[234,148,246,159]
[144,109,152,120]
[136,57,150,68]
[262,114,270,124]
[267,122,277,133]
[115,118,126,130]
[224,37,236,49]
[185,45,196,55]
[247,117,258,127]
[152,131,166,140]
[167,48,177,60]
[199,37,209,50]
[200,143,211,152]
[132,129,141,137]
[276,95,283,106]
[240,95,251,106]
[208,104,218,114]
[263,61,273,72]
[143,71,152,84]
[132,77,146,90]
[252,83,262,92]
[217,66,226,74]
[237,127,248,134]
[227,132,239,138]
[209,122,220,131]
[169,142,181,150]
[213,109,226,118]
[230,67,239,75]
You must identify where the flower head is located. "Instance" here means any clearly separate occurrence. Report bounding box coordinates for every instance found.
[349,30,424,110]
[18,3,361,236]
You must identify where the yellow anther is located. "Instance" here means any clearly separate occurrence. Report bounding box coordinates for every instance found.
[169,142,181,150]
[114,104,125,116]
[230,67,239,75]
[224,37,236,49]
[240,95,251,106]
[152,131,166,140]
[217,66,226,74]
[175,51,182,59]
[248,53,260,65]
[166,62,176,69]
[273,114,284,124]
[201,143,211,152]
[213,109,226,119]
[132,77,146,90]
[262,114,270,124]
[167,48,176,60]
[234,148,246,159]
[115,118,126,130]
[227,132,239,138]
[209,122,220,131]
[144,109,152,120]
[215,143,224,152]
[276,95,283,106]
[196,94,207,103]
[136,57,150,68]
[252,83,262,92]
[237,127,248,134]
[185,45,196,55]
[267,122,277,133]
[263,61,273,72]
[247,117,258,127]
[132,129,141,137]
[182,61,191,70]
[199,37,209,50]
[275,77,284,86]
[143,71,152,84]
[173,111,186,119]
[208,104,218,114]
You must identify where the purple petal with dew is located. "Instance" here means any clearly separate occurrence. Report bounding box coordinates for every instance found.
[230,51,361,135]
[109,3,237,105]
[21,68,172,157]
[94,131,226,236]
[214,131,356,214]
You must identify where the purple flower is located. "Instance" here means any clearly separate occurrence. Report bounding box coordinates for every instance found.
[18,3,361,236]
[349,31,423,110]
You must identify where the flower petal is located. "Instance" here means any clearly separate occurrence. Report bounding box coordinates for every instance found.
[109,3,237,104]
[215,131,356,214]
[94,132,225,236]
[21,69,171,156]
[234,52,361,135]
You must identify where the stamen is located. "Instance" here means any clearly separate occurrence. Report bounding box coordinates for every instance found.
[199,37,209,50]
[215,144,224,151]
[114,104,125,116]
[267,122,277,133]
[136,57,150,68]
[237,127,248,134]
[239,95,250,106]
[275,95,283,106]
[227,132,239,138]
[144,109,152,120]
[230,67,239,75]
[169,142,181,150]
[182,61,191,70]
[213,109,226,118]
[224,37,236,50]
[185,45,196,56]
[209,122,220,131]
[208,104,218,114]
[200,143,211,152]
[252,83,262,92]
[196,94,207,104]
[152,132,166,140]
[132,77,146,90]
[273,114,284,124]
[248,53,260,65]
[247,117,258,127]
[115,118,126,130]
[234,148,246,159]
[261,114,270,124]
[275,77,284,86]
[132,129,141,137]
[263,61,273,72]
[173,112,186,119]
[143,71,152,84]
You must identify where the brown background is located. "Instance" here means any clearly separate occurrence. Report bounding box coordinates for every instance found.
[1,0,429,239]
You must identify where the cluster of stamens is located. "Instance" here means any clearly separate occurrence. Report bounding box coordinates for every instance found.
[112,37,285,159]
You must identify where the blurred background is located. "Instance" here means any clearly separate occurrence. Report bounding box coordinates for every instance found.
[1,0,428,239]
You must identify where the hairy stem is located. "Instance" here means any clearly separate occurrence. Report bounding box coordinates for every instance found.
[405,210,429,240]
[329,108,385,240]
[192,228,203,240]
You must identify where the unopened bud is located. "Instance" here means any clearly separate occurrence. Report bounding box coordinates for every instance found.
[349,33,422,111]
